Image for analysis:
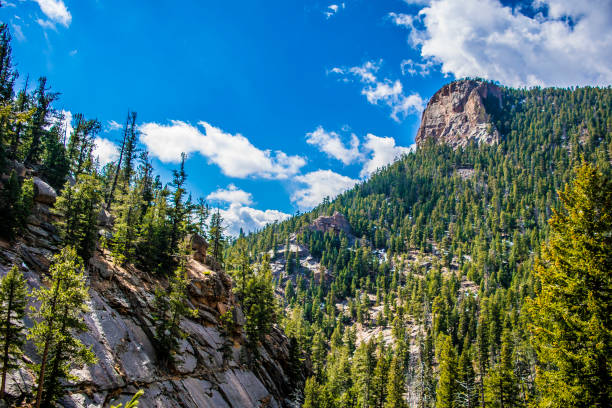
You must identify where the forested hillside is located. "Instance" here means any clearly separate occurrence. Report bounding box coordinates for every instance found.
[234,80,612,407]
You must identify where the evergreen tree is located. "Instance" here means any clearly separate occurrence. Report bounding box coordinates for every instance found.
[529,162,612,407]
[151,248,198,364]
[54,174,103,261]
[303,376,320,408]
[29,247,96,408]
[168,152,190,258]
[0,171,19,238]
[457,345,478,408]
[24,77,57,165]
[437,335,458,408]
[242,257,276,355]
[484,329,520,408]
[385,353,407,408]
[0,265,28,400]
[0,173,34,239]
[208,208,225,267]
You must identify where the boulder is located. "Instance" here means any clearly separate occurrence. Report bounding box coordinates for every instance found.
[97,208,114,228]
[32,177,57,205]
[186,233,208,263]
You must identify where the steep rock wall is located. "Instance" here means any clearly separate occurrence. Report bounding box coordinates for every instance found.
[0,179,302,408]
[416,79,502,148]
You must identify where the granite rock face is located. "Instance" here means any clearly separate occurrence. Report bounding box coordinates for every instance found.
[0,201,303,407]
[309,211,351,235]
[416,79,502,148]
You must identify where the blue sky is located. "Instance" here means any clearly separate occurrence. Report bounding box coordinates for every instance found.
[2,0,610,234]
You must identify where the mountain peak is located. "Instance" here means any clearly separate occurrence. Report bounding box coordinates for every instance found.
[416,79,502,148]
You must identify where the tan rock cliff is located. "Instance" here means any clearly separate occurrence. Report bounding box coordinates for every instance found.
[416,79,502,148]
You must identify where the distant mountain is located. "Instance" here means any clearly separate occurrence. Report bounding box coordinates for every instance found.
[235,80,611,406]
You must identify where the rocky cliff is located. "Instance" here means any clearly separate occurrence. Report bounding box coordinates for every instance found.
[0,175,302,408]
[416,79,502,148]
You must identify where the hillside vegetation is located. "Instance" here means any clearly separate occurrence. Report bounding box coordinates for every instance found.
[234,81,612,407]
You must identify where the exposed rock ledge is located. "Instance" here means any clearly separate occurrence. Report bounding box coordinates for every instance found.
[0,201,303,407]
[416,79,502,149]
[309,212,351,235]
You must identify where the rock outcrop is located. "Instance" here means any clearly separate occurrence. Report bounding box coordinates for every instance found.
[32,177,57,205]
[187,233,209,264]
[309,212,351,235]
[416,79,502,148]
[0,191,303,407]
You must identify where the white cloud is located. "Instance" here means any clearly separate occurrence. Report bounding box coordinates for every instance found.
[393,0,612,87]
[33,0,71,28]
[59,109,73,139]
[331,60,425,121]
[220,204,290,236]
[388,12,415,28]
[93,137,120,167]
[324,3,345,19]
[10,23,26,42]
[360,134,414,178]
[306,126,362,165]
[106,120,122,132]
[69,49,77,56]
[305,126,414,179]
[292,170,358,210]
[400,58,434,76]
[206,184,253,206]
[36,18,56,30]
[139,120,306,179]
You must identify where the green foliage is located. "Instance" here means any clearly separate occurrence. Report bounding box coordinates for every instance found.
[236,83,611,407]
[528,162,612,407]
[0,265,28,399]
[151,256,198,364]
[0,172,34,238]
[208,208,225,267]
[437,335,458,408]
[484,328,521,407]
[241,257,277,355]
[54,174,103,261]
[110,389,144,408]
[385,353,407,408]
[29,246,96,408]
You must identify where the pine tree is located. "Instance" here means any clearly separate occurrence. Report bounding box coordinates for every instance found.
[0,170,20,238]
[0,265,28,400]
[370,342,390,408]
[476,300,490,408]
[528,162,612,407]
[151,247,198,364]
[24,77,57,165]
[385,353,407,408]
[54,173,103,261]
[29,247,96,408]
[40,123,69,190]
[208,208,225,267]
[437,334,458,408]
[168,152,190,258]
[242,257,276,355]
[303,376,320,408]
[457,344,478,408]
[484,328,520,408]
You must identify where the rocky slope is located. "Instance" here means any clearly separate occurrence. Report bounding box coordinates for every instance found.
[416,79,502,148]
[0,175,302,408]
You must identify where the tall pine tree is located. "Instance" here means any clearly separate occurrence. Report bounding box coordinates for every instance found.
[529,162,612,407]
